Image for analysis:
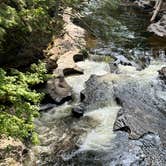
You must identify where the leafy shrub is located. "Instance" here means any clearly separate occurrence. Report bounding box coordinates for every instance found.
[0,61,50,144]
[0,0,62,66]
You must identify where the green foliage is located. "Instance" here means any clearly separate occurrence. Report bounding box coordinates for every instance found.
[0,61,50,143]
[0,0,62,66]
[0,0,58,37]
[76,0,123,42]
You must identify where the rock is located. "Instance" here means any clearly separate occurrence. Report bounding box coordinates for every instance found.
[61,131,166,165]
[112,72,166,145]
[134,0,155,11]
[0,135,26,166]
[83,71,166,145]
[113,55,135,66]
[47,8,86,76]
[109,62,119,73]
[47,76,73,104]
[106,132,166,166]
[72,105,85,118]
[158,66,166,82]
[53,50,84,76]
[44,8,87,104]
[148,14,166,37]
[81,63,166,164]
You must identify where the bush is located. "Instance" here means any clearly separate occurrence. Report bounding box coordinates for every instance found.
[0,0,62,66]
[0,61,50,143]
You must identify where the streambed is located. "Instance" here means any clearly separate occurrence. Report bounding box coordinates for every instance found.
[25,1,166,165]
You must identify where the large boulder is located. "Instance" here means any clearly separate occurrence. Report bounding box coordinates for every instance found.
[47,76,73,104]
[80,63,166,165]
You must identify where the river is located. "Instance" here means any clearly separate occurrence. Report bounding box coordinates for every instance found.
[25,0,166,165]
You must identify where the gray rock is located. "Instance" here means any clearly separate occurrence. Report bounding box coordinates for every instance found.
[72,105,85,118]
[113,80,166,145]
[158,66,166,82]
[80,65,166,164]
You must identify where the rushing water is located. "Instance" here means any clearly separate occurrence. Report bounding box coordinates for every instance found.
[26,0,166,165]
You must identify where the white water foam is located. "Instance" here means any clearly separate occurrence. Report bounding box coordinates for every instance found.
[79,106,120,151]
[66,60,110,95]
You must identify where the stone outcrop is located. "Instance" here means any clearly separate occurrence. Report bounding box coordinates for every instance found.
[47,8,86,76]
[133,0,166,37]
[0,135,26,166]
[46,8,86,103]
[82,64,166,145]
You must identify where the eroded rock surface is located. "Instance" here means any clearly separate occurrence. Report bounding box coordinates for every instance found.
[0,135,26,166]
[47,8,86,76]
[46,8,86,103]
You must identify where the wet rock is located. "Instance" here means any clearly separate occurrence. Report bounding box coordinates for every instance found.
[0,135,26,166]
[113,76,166,145]
[47,76,73,104]
[79,71,166,164]
[107,132,166,166]
[82,63,166,147]
[72,105,85,118]
[81,74,115,110]
[114,55,136,66]
[148,14,166,37]
[134,0,155,11]
[158,66,166,82]
[109,62,119,73]
[62,131,165,166]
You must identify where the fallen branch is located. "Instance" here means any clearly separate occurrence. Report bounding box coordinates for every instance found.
[150,0,163,22]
